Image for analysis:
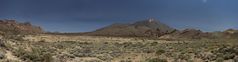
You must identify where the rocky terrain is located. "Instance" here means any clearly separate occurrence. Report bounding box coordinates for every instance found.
[0,19,237,62]
[0,19,44,35]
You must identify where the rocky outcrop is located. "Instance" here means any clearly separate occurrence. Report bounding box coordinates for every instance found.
[0,19,44,35]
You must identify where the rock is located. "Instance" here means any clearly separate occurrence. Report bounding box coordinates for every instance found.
[0,51,5,59]
[0,39,6,47]
[234,56,238,62]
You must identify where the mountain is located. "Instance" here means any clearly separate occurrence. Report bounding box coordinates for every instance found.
[0,19,44,35]
[86,18,176,37]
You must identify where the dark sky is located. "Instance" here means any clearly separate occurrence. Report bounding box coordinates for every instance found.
[0,0,238,32]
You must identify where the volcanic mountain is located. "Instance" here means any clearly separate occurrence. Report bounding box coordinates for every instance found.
[86,18,176,37]
[0,19,44,35]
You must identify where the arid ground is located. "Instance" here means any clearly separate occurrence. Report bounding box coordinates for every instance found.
[0,34,237,62]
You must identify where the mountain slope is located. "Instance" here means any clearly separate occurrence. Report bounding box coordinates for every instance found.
[86,18,175,37]
[0,19,44,35]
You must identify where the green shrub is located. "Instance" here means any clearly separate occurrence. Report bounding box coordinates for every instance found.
[13,46,53,62]
[150,42,158,46]
[216,57,224,62]
[156,49,165,55]
[147,58,167,62]
[223,53,235,60]
[120,60,132,62]
[177,53,191,61]
[43,53,53,62]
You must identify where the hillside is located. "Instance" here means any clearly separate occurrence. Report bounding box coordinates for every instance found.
[0,19,44,35]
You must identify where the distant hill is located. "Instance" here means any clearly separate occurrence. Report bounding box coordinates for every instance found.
[0,19,44,35]
[86,18,176,37]
[217,29,238,39]
[159,29,213,40]
[159,28,238,40]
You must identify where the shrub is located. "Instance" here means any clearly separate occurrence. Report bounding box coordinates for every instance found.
[43,53,53,62]
[156,49,165,55]
[223,53,235,60]
[39,39,46,42]
[120,60,132,62]
[178,54,190,60]
[216,57,224,62]
[147,58,167,62]
[13,46,53,62]
[150,42,158,46]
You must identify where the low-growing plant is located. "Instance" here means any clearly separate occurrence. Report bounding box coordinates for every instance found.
[120,60,132,62]
[146,58,167,62]
[223,53,235,60]
[13,46,54,62]
[156,49,165,55]
[216,57,224,62]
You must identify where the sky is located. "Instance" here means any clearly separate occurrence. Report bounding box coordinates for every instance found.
[0,0,238,32]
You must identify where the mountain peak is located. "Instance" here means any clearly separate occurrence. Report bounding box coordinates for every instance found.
[133,18,159,25]
[148,18,155,23]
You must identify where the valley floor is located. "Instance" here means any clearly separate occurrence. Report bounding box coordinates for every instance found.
[0,35,238,62]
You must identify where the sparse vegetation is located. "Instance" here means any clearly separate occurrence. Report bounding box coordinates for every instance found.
[155,49,165,55]
[146,58,167,62]
[0,28,237,62]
